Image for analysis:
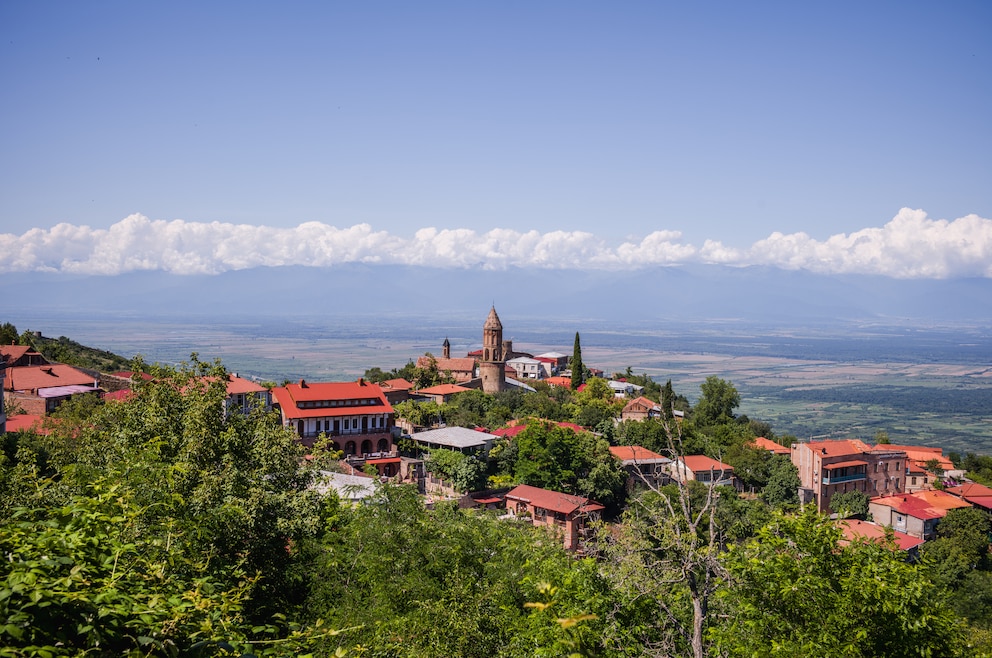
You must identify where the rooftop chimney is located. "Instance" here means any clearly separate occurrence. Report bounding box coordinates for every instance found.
[299,379,307,388]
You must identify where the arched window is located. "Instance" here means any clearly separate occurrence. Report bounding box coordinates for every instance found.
[345,441,356,455]
[361,439,373,455]
[377,438,389,452]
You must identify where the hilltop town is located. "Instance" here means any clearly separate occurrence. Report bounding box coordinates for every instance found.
[2,311,991,657]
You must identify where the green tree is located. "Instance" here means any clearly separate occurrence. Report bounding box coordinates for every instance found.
[761,455,801,509]
[712,509,962,657]
[571,332,584,390]
[829,490,870,518]
[0,321,17,346]
[923,506,992,588]
[693,376,740,426]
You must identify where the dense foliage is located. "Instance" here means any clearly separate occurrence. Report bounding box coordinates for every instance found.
[2,336,985,656]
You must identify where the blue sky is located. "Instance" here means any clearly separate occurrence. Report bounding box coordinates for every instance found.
[1,1,990,277]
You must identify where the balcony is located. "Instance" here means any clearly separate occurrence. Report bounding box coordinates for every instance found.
[822,472,866,485]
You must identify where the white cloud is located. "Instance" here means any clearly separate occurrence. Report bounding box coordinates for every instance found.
[1,208,990,279]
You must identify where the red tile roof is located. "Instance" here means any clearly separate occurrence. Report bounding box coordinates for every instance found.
[0,345,34,362]
[4,364,97,393]
[803,439,873,457]
[222,374,267,395]
[505,484,604,516]
[4,414,46,434]
[544,376,572,388]
[271,379,392,420]
[838,519,925,551]
[945,482,992,510]
[491,420,585,439]
[870,494,947,521]
[103,389,135,402]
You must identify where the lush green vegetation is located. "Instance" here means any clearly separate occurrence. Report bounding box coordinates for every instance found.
[4,328,991,656]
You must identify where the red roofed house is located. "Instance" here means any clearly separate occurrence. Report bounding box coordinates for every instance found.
[609,445,671,489]
[870,444,954,493]
[670,455,736,488]
[868,490,971,540]
[792,439,906,513]
[491,419,586,439]
[945,482,992,513]
[3,362,100,415]
[837,519,925,553]
[621,396,663,422]
[4,414,47,435]
[271,378,394,456]
[416,341,477,383]
[0,344,48,368]
[380,378,415,405]
[504,484,604,551]
[751,436,791,456]
[220,374,272,415]
[415,383,472,404]
[543,376,573,389]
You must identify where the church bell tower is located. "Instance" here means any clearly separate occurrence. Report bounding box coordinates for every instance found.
[480,306,506,394]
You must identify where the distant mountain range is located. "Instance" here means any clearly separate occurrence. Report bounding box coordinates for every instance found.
[4,265,991,327]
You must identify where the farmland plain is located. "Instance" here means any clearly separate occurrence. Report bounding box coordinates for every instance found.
[8,311,992,455]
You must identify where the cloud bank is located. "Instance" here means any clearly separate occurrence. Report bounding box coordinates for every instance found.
[1,208,990,279]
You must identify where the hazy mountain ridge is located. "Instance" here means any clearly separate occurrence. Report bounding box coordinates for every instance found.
[4,265,991,326]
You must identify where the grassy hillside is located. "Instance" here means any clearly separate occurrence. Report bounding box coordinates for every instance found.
[3,322,131,373]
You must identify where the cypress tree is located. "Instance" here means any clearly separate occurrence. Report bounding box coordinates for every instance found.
[571,331,583,390]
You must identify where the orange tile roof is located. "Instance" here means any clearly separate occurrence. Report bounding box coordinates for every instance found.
[381,378,414,391]
[623,396,660,413]
[913,489,972,511]
[271,379,392,420]
[4,364,97,393]
[609,445,668,463]
[871,444,953,472]
[751,436,791,455]
[838,519,924,551]
[870,494,947,520]
[680,455,734,473]
[544,376,572,388]
[417,383,472,396]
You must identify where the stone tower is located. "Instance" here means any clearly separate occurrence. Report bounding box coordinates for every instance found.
[442,337,451,359]
[480,306,506,394]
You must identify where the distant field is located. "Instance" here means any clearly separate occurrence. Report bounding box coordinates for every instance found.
[9,311,992,455]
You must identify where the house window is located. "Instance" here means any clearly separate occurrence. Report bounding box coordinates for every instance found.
[344,419,350,430]
[912,477,917,485]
